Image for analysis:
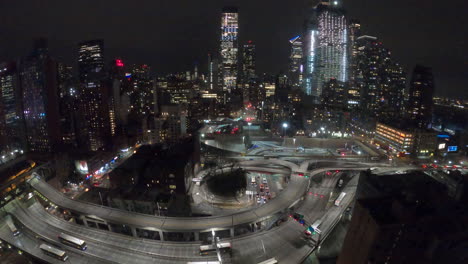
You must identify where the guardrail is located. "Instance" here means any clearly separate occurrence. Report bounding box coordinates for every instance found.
[298,191,355,263]
[1,212,117,264]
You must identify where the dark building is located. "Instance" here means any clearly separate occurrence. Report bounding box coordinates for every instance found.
[20,39,61,153]
[57,63,78,148]
[407,65,434,129]
[207,53,218,91]
[77,40,113,151]
[347,19,361,110]
[339,171,468,264]
[321,78,347,110]
[109,137,200,216]
[241,41,256,83]
[0,61,25,156]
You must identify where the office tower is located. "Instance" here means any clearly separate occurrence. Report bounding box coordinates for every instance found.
[78,39,111,151]
[241,41,256,83]
[304,1,348,101]
[0,62,24,154]
[288,36,303,88]
[355,36,406,118]
[165,74,191,104]
[20,39,61,152]
[347,19,361,109]
[219,6,239,93]
[109,58,127,129]
[129,64,154,116]
[407,65,434,129]
[241,41,256,104]
[57,63,78,147]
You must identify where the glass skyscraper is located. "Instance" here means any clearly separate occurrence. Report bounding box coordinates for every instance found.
[288,36,303,88]
[304,1,348,101]
[20,40,61,153]
[219,6,239,93]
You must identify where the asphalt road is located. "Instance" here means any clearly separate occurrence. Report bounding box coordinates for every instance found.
[1,157,408,264]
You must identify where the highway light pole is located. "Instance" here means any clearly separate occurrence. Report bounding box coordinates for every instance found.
[282,123,288,146]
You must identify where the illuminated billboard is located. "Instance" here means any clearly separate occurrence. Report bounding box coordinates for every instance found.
[448,146,458,152]
[438,143,446,150]
[75,160,89,174]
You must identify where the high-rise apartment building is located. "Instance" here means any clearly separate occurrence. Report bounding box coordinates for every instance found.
[288,36,303,88]
[407,65,434,129]
[20,40,61,153]
[77,40,111,151]
[219,6,239,93]
[304,1,348,101]
[129,64,155,116]
[355,36,406,119]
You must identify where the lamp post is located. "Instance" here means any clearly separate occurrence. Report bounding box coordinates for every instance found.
[282,123,288,146]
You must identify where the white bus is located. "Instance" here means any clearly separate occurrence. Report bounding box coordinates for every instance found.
[251,177,256,185]
[39,244,68,261]
[312,219,322,230]
[335,192,347,206]
[258,258,278,264]
[58,233,87,250]
[6,218,20,236]
[199,242,231,256]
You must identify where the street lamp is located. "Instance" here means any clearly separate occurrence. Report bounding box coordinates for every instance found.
[282,123,288,136]
[282,123,288,146]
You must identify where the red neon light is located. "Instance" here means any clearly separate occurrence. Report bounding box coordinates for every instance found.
[116,59,124,67]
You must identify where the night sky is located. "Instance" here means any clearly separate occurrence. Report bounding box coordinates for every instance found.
[1,0,467,98]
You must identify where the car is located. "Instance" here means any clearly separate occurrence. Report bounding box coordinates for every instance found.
[257,197,261,204]
[262,178,267,184]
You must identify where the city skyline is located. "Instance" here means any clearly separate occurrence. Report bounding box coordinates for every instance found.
[0,0,466,98]
[0,1,467,263]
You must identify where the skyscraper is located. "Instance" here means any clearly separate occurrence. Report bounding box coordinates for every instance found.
[241,41,256,84]
[304,1,348,101]
[0,62,24,154]
[288,36,303,88]
[347,19,361,109]
[219,6,239,93]
[77,40,111,151]
[20,39,61,153]
[129,64,154,116]
[355,35,406,119]
[407,65,434,128]
[57,63,78,148]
